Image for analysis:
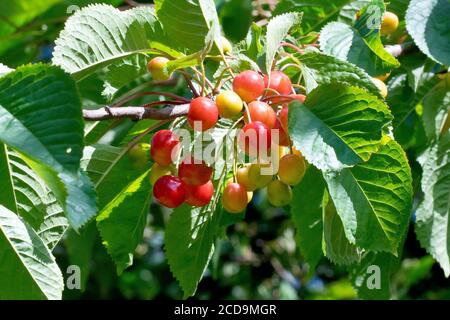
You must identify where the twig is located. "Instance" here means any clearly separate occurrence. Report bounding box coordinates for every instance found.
[83,104,190,121]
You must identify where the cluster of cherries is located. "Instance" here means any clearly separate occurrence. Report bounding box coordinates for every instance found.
[147,60,307,213]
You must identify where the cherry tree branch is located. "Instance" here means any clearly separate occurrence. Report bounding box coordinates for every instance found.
[83,104,190,121]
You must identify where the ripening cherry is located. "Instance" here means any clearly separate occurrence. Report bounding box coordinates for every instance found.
[216,91,243,119]
[267,180,293,207]
[238,121,272,156]
[153,175,186,208]
[185,181,214,207]
[236,165,257,192]
[248,163,273,189]
[233,70,265,102]
[273,118,290,147]
[151,130,180,166]
[372,78,388,98]
[178,157,213,186]
[188,97,219,131]
[222,183,248,213]
[264,71,293,95]
[147,57,171,81]
[149,163,173,185]
[380,11,399,36]
[244,101,277,129]
[291,94,306,103]
[278,154,306,186]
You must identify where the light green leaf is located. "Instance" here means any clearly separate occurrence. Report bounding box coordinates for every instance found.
[415,133,450,276]
[323,194,361,265]
[0,205,63,300]
[165,204,221,298]
[338,0,371,25]
[298,52,380,96]
[324,139,413,254]
[288,84,392,171]
[406,0,450,66]
[53,5,164,81]
[97,170,151,274]
[320,1,400,76]
[155,0,221,54]
[422,80,450,140]
[291,166,325,272]
[265,12,302,73]
[0,64,96,231]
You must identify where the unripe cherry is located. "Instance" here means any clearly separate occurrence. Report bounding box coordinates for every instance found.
[233,70,265,102]
[236,165,257,192]
[178,157,213,186]
[153,175,186,208]
[185,181,214,207]
[244,101,277,129]
[248,163,273,189]
[188,97,219,131]
[267,180,293,207]
[222,183,248,213]
[221,36,233,55]
[380,11,399,36]
[278,154,306,186]
[372,77,388,98]
[238,121,272,156]
[264,71,293,95]
[147,57,171,81]
[216,91,243,119]
[149,163,173,185]
[151,130,180,166]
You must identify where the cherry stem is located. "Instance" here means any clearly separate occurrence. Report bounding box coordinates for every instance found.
[280,42,304,55]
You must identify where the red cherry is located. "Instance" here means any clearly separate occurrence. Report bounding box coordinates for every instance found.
[273,118,290,146]
[244,101,277,129]
[233,70,265,103]
[151,130,180,166]
[153,175,186,208]
[188,97,219,131]
[185,181,214,207]
[238,121,272,156]
[264,71,293,95]
[279,105,289,131]
[178,157,213,186]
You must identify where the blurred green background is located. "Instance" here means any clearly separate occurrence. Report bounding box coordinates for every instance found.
[2,0,450,300]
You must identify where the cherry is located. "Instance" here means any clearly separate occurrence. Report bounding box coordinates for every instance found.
[221,36,233,55]
[291,94,306,103]
[188,97,219,131]
[273,118,290,147]
[238,121,272,156]
[151,130,180,166]
[278,154,306,186]
[236,165,257,191]
[178,157,213,186]
[216,91,243,119]
[264,71,293,95]
[380,11,399,36]
[147,57,171,81]
[222,183,248,213]
[267,180,293,207]
[279,105,289,131]
[244,101,277,129]
[372,78,388,98]
[248,163,273,189]
[233,70,265,102]
[153,175,186,208]
[185,181,214,207]
[149,163,173,185]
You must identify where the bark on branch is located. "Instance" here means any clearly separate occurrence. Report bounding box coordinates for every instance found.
[82,104,190,121]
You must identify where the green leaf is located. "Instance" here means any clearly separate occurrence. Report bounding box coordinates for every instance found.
[220,0,253,42]
[244,23,264,62]
[165,204,221,298]
[53,5,164,81]
[288,84,392,171]
[0,205,63,300]
[422,80,450,140]
[338,0,371,25]
[298,52,380,96]
[155,0,221,54]
[273,0,351,34]
[324,139,413,253]
[97,170,152,274]
[406,0,450,66]
[265,12,302,73]
[323,194,361,265]
[415,133,450,276]
[320,1,400,76]
[0,64,96,230]
[291,166,325,272]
